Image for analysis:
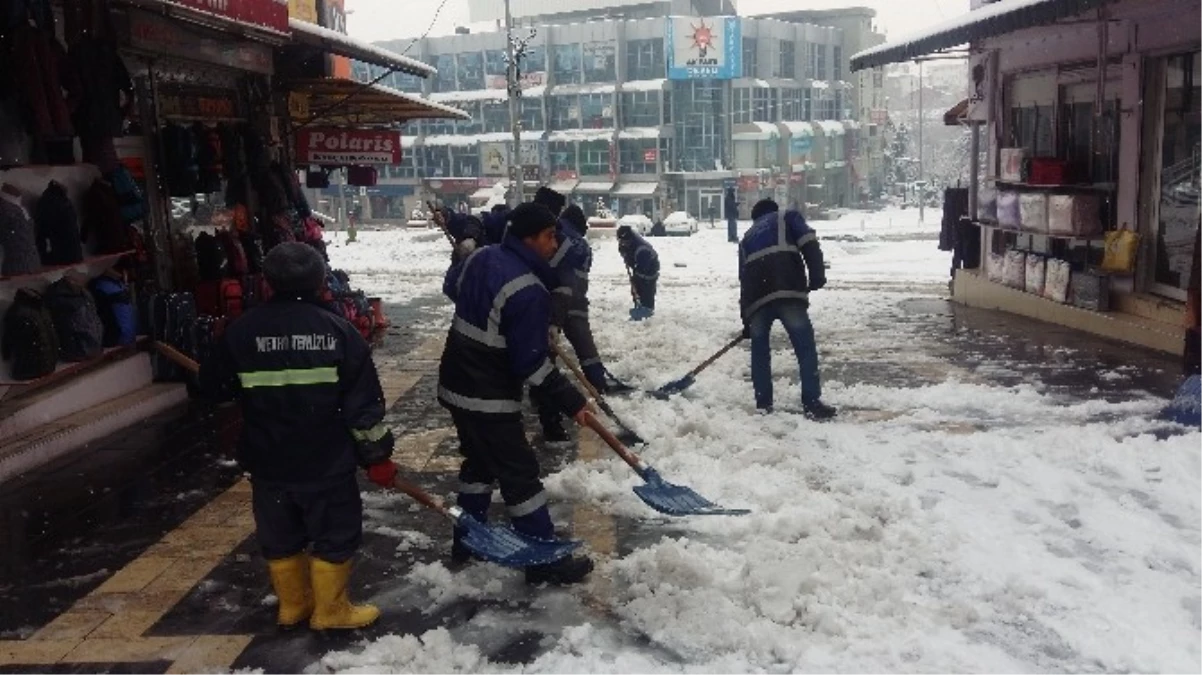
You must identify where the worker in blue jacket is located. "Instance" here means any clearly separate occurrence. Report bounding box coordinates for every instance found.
[738,199,836,420]
[438,202,594,585]
[617,225,660,311]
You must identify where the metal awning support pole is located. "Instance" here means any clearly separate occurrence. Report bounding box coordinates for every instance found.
[969,121,980,217]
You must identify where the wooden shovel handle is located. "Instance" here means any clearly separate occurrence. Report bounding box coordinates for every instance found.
[580,411,645,474]
[427,200,457,248]
[549,340,604,416]
[686,333,745,379]
[153,341,200,374]
[390,475,451,519]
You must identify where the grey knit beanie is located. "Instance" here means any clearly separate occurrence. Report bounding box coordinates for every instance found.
[263,242,327,295]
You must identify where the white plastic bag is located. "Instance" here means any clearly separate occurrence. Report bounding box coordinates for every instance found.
[987,252,1006,283]
[1044,258,1071,303]
[1002,250,1027,289]
[1025,254,1046,295]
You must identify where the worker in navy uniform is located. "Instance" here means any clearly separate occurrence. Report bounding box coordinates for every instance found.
[738,199,836,420]
[438,202,595,585]
[531,188,613,443]
[617,225,660,311]
[199,242,398,630]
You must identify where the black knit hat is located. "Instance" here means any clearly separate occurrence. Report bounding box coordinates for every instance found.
[533,186,566,216]
[263,242,327,295]
[561,204,587,233]
[508,203,557,239]
[751,199,779,221]
[616,224,633,239]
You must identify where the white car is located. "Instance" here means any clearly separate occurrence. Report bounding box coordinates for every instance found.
[662,211,699,236]
[616,214,653,236]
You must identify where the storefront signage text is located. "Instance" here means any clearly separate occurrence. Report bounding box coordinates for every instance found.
[129,11,273,74]
[165,0,289,35]
[295,127,402,165]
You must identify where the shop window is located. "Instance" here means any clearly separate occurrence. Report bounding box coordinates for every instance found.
[806,43,818,79]
[521,97,544,131]
[457,52,484,90]
[454,102,483,134]
[580,93,613,128]
[833,46,842,81]
[434,54,457,92]
[778,40,796,79]
[752,88,775,123]
[524,45,546,74]
[1059,80,1120,183]
[627,38,664,81]
[579,140,610,176]
[619,139,658,173]
[816,44,827,81]
[482,101,509,133]
[742,37,758,78]
[1150,50,1201,293]
[781,88,801,121]
[423,146,453,177]
[621,91,660,127]
[549,141,576,173]
[388,151,416,179]
[485,49,508,77]
[834,90,844,121]
[553,44,582,85]
[732,88,752,124]
[452,147,479,177]
[1007,72,1056,157]
[549,95,579,129]
[663,89,673,122]
[583,42,616,83]
[674,79,725,172]
[802,88,812,120]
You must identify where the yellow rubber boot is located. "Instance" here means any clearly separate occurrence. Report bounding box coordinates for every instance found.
[309,558,379,630]
[265,554,314,628]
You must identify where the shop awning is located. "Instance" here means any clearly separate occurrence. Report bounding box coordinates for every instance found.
[287,19,435,79]
[816,121,845,136]
[944,98,970,126]
[548,179,579,193]
[732,122,780,141]
[850,0,1120,71]
[286,78,470,126]
[613,182,658,196]
[575,181,614,193]
[782,121,813,137]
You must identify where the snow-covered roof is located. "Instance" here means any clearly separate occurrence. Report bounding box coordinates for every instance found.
[811,80,831,90]
[617,127,664,140]
[782,121,814,137]
[576,181,614,193]
[732,121,780,141]
[843,120,862,130]
[816,120,845,135]
[613,182,658,196]
[850,0,1119,71]
[551,82,617,96]
[620,79,667,92]
[288,19,435,79]
[430,89,510,103]
[420,131,538,146]
[547,129,613,142]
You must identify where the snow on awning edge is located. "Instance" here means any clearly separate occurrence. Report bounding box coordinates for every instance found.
[288,18,436,79]
[849,0,1120,71]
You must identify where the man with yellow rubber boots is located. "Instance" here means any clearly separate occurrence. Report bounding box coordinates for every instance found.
[199,242,399,631]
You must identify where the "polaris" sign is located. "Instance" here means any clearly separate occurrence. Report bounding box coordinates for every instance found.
[295,128,402,165]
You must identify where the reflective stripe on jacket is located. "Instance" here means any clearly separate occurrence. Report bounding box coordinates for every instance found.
[738,210,825,320]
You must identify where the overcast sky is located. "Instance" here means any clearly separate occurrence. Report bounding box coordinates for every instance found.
[346,0,972,46]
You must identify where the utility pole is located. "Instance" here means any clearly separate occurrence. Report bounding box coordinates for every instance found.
[504,0,522,206]
[917,61,925,223]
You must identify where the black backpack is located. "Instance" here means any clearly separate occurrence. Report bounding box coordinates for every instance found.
[194,232,228,281]
[44,276,104,362]
[35,181,83,265]
[1,287,59,380]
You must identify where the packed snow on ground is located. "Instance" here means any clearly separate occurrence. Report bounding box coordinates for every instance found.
[325,207,1201,673]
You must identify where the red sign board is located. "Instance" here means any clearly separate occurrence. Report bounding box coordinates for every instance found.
[295,127,402,165]
[163,0,289,35]
[643,149,658,162]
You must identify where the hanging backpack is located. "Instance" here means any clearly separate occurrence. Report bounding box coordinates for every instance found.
[34,181,83,265]
[0,197,40,277]
[89,274,137,347]
[146,292,197,381]
[1,287,59,380]
[194,231,228,281]
[106,165,147,225]
[83,178,133,254]
[216,229,248,277]
[44,276,104,362]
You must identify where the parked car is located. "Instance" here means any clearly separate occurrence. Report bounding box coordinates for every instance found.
[616,213,653,236]
[662,211,699,236]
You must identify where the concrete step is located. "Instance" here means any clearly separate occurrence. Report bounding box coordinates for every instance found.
[0,383,189,485]
[0,353,154,445]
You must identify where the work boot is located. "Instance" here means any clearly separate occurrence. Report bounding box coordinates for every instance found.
[525,554,594,586]
[265,553,313,628]
[541,416,571,446]
[803,400,838,421]
[308,558,379,630]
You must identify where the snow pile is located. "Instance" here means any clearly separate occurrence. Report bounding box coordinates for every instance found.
[324,208,1201,673]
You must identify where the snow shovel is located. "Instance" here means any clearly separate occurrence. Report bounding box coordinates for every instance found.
[651,332,746,399]
[581,412,749,517]
[151,341,582,568]
[626,266,653,321]
[1159,374,1201,427]
[388,477,582,567]
[426,200,458,249]
[550,341,645,446]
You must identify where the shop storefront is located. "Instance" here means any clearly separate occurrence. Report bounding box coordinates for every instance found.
[852,0,1200,355]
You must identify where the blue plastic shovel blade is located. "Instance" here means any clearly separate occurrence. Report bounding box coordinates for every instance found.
[631,468,750,517]
[456,515,582,567]
[651,374,695,399]
[1159,374,1201,427]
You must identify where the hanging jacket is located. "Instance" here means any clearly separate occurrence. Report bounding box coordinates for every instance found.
[89,274,137,347]
[83,178,132,254]
[1,287,58,380]
[618,230,660,281]
[68,34,132,140]
[197,296,392,485]
[45,276,104,361]
[438,235,586,421]
[9,25,82,141]
[738,210,825,321]
[35,181,83,265]
[0,195,40,276]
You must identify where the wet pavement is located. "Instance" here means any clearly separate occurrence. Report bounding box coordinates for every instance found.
[0,285,1189,673]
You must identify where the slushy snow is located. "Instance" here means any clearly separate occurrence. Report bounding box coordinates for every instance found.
[324,208,1201,672]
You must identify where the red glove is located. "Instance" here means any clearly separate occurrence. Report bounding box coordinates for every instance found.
[366,461,398,488]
